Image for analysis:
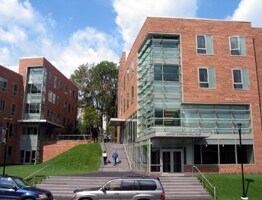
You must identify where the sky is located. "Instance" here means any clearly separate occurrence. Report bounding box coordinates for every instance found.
[1,0,262,78]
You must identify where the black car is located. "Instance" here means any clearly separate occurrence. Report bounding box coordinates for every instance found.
[0,175,54,200]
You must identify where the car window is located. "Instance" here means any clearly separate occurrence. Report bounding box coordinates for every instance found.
[0,178,15,189]
[121,180,139,191]
[13,177,29,188]
[139,180,157,190]
[105,180,121,191]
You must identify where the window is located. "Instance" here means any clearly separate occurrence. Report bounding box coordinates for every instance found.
[27,83,42,93]
[139,180,157,190]
[198,67,216,88]
[0,99,5,112]
[0,77,7,92]
[229,36,246,55]
[155,109,181,126]
[13,84,18,95]
[154,64,179,81]
[232,69,249,89]
[131,86,134,104]
[11,104,16,115]
[196,35,213,54]
[25,103,40,113]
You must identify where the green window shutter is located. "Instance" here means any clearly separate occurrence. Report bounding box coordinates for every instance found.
[208,68,216,88]
[240,37,246,55]
[242,69,249,90]
[206,36,213,54]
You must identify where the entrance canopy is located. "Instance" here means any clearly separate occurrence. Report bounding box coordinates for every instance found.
[108,118,125,126]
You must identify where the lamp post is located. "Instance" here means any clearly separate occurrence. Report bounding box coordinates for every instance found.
[237,123,248,200]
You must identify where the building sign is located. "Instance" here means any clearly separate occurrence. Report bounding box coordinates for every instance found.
[156,131,211,138]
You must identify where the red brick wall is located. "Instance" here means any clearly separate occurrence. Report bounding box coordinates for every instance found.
[118,17,262,173]
[41,140,91,162]
[19,57,78,132]
[0,66,24,164]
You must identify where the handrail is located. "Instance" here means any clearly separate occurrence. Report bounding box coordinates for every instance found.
[25,165,54,185]
[192,166,216,200]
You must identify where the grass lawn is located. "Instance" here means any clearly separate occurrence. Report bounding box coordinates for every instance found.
[205,174,262,200]
[0,143,102,180]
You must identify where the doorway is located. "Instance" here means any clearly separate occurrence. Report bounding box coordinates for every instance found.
[162,149,183,173]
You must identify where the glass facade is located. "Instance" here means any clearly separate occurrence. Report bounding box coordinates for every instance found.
[24,67,47,120]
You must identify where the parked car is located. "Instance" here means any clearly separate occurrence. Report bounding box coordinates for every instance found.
[0,175,54,200]
[72,176,165,200]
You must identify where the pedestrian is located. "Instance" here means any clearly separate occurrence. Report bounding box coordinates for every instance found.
[112,150,118,166]
[102,150,107,165]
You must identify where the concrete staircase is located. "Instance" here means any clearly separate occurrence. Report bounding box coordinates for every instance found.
[160,175,212,200]
[100,142,131,172]
[36,142,212,200]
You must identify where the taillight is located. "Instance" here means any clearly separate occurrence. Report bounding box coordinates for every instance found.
[160,192,165,200]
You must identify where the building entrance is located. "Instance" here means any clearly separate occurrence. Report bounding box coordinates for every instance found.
[162,149,183,173]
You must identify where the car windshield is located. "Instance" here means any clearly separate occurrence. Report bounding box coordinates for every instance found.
[13,177,30,188]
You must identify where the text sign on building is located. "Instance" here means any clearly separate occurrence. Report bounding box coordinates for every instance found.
[156,132,211,138]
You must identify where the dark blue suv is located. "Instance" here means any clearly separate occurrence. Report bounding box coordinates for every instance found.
[0,175,54,200]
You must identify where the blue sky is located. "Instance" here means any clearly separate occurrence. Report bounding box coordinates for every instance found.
[1,0,262,78]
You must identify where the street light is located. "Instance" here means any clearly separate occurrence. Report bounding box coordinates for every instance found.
[237,123,248,200]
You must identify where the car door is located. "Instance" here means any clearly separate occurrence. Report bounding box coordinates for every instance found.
[0,177,21,199]
[98,179,121,200]
[119,180,139,200]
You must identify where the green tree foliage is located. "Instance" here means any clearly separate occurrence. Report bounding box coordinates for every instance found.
[71,61,118,136]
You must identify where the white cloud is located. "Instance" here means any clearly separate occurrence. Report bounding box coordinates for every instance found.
[53,27,120,78]
[0,0,119,78]
[230,0,262,27]
[113,0,198,51]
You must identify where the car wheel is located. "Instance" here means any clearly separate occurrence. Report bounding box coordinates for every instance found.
[23,198,34,200]
[81,198,92,200]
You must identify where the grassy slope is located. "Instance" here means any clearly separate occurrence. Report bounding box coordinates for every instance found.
[0,143,102,178]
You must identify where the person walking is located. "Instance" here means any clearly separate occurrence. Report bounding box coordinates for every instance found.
[102,150,107,165]
[112,150,118,166]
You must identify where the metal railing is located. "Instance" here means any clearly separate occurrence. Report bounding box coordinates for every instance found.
[192,166,216,200]
[57,134,92,140]
[25,165,54,186]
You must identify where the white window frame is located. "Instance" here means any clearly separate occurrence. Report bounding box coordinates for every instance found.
[196,35,207,54]
[232,69,243,89]
[198,67,209,88]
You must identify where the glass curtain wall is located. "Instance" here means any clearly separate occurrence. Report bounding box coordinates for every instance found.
[24,67,47,120]
[137,35,181,137]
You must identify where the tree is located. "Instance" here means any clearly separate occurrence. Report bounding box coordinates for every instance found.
[71,61,118,138]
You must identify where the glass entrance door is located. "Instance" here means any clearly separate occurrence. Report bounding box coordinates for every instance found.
[162,150,183,173]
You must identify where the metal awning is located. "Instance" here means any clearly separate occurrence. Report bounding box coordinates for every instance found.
[17,119,64,128]
[108,118,125,126]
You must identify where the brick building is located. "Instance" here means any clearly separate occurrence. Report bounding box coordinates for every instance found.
[113,17,262,174]
[0,57,78,164]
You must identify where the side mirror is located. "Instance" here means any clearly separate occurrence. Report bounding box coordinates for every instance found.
[102,187,107,193]
[11,186,18,191]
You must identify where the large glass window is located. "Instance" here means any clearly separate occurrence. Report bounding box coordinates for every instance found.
[154,109,180,126]
[28,67,44,82]
[230,36,246,55]
[220,145,236,164]
[154,64,179,81]
[25,103,40,113]
[27,83,42,93]
[194,144,254,164]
